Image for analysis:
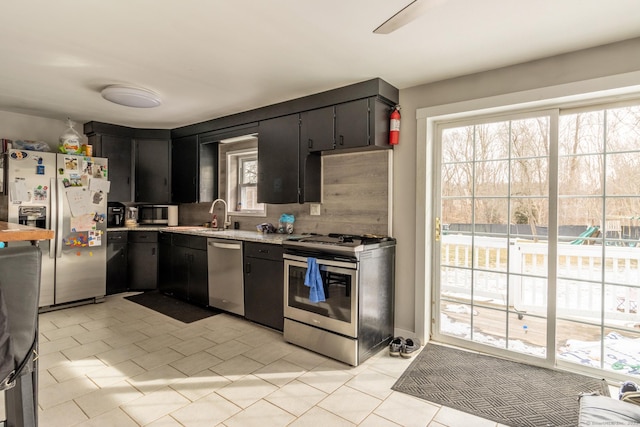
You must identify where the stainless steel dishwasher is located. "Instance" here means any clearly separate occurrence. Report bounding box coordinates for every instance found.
[207,238,244,316]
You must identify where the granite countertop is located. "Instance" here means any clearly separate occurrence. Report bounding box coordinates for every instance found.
[107,225,298,244]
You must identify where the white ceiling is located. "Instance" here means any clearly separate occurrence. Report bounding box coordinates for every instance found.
[1,0,640,130]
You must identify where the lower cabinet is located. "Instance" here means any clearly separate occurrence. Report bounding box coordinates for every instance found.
[244,242,284,331]
[127,231,158,291]
[106,231,128,295]
[159,233,208,307]
[158,232,175,295]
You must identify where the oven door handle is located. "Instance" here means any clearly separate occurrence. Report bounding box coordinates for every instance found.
[283,253,357,270]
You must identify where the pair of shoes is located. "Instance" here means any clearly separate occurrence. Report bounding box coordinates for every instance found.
[401,338,421,358]
[389,337,422,358]
[389,336,404,357]
[619,380,639,399]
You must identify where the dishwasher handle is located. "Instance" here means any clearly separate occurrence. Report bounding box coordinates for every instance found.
[209,241,242,250]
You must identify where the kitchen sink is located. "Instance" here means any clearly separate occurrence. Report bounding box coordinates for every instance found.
[167,226,208,230]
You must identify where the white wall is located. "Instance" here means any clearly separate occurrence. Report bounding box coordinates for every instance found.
[0,111,87,151]
[393,37,640,339]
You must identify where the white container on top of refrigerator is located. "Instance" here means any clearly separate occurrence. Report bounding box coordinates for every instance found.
[0,149,109,308]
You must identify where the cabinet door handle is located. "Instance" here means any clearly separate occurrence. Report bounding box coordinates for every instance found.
[245,262,251,274]
[308,138,313,149]
[339,135,344,145]
[152,248,156,256]
[258,249,268,254]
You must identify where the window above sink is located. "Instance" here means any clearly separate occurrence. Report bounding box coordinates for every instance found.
[220,136,266,217]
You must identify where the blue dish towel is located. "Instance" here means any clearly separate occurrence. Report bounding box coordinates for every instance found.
[304,257,325,303]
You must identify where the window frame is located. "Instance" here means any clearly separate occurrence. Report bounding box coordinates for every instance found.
[225,147,265,216]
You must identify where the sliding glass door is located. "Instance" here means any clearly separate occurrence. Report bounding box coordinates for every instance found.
[434,102,640,379]
[556,105,640,378]
[435,111,554,365]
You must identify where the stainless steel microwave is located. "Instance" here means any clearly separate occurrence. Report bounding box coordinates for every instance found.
[138,204,172,225]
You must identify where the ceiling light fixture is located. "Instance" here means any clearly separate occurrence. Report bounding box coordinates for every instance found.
[101,85,162,108]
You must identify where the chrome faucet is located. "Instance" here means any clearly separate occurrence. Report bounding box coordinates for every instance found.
[209,198,230,230]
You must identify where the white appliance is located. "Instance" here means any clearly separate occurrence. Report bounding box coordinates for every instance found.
[0,149,110,307]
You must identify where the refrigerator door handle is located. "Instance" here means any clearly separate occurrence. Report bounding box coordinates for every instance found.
[55,178,64,258]
[49,177,57,259]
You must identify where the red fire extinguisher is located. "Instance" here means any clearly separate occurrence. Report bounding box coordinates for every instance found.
[389,105,401,145]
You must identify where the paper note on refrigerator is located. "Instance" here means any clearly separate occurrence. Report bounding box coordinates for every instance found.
[66,187,91,216]
[88,178,110,193]
[9,180,30,202]
[70,213,96,232]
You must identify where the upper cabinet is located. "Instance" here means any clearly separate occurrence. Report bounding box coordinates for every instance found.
[171,135,199,204]
[335,98,370,149]
[302,97,392,153]
[84,122,171,203]
[301,106,334,152]
[170,134,218,204]
[86,132,132,202]
[257,114,322,204]
[135,137,170,203]
[171,124,256,204]
[257,114,302,204]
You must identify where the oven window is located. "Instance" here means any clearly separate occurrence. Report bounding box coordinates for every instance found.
[288,265,353,323]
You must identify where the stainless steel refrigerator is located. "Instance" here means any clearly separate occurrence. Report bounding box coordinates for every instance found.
[0,149,109,307]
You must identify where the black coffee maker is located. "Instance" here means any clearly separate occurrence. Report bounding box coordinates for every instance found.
[107,202,126,227]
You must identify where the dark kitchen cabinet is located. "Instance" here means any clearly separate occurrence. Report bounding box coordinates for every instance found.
[106,231,128,295]
[244,242,284,331]
[171,135,198,203]
[85,130,133,202]
[84,122,171,203]
[189,244,209,306]
[127,231,158,291]
[299,97,393,156]
[258,114,321,204]
[301,106,335,152]
[168,233,209,306]
[335,97,392,151]
[335,98,370,149]
[158,232,175,295]
[197,141,218,203]
[300,98,393,154]
[136,138,171,203]
[258,114,300,204]
[171,134,220,204]
[171,244,190,300]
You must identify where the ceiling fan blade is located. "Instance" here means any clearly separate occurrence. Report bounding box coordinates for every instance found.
[373,0,446,34]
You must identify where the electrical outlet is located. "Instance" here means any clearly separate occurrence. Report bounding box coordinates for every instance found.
[310,203,321,216]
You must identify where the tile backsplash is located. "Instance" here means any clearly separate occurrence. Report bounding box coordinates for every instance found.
[179,149,392,237]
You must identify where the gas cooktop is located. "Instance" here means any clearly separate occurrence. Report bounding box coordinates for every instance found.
[284,233,395,254]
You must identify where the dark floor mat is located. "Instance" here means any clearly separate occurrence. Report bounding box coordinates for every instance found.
[392,343,610,427]
[124,291,221,323]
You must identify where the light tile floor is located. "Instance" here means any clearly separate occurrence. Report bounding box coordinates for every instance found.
[26,293,510,426]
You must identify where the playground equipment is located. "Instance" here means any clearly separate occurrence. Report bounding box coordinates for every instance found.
[570,225,600,245]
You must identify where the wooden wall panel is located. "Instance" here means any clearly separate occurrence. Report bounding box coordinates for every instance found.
[180,149,393,237]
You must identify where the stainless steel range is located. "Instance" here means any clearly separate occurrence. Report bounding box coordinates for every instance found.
[282,234,395,366]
